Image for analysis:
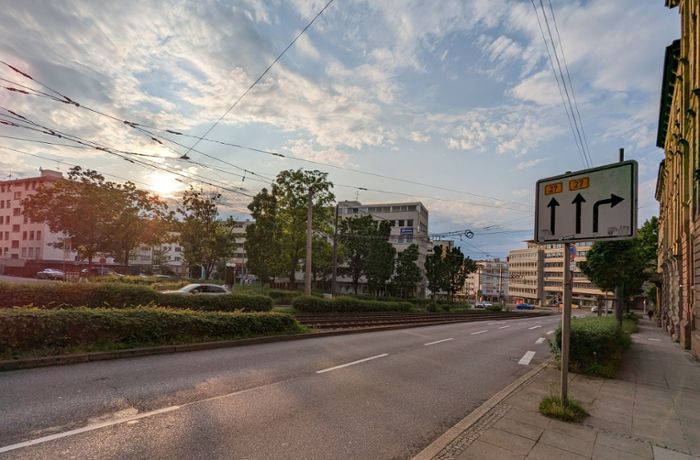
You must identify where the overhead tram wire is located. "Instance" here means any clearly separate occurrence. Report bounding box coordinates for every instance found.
[545,0,592,166]
[0,64,533,211]
[529,0,588,168]
[177,0,336,160]
[538,0,592,167]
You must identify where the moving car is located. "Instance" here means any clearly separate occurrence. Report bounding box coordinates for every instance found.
[474,301,493,309]
[161,283,230,295]
[36,268,66,280]
[515,303,535,310]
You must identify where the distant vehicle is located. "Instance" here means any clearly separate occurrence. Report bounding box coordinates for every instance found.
[81,267,122,276]
[36,268,65,280]
[474,301,493,309]
[161,283,230,295]
[516,303,535,310]
[591,305,614,314]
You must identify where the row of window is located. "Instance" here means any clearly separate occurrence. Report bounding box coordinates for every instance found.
[0,181,42,193]
[389,219,414,227]
[19,247,42,259]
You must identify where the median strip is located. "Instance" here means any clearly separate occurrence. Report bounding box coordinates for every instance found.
[316,353,389,374]
[518,351,536,365]
[424,338,454,346]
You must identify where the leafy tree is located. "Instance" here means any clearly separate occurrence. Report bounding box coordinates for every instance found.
[364,220,395,296]
[271,169,335,288]
[245,188,282,286]
[177,188,236,279]
[444,247,476,301]
[425,245,448,299]
[393,244,421,298]
[339,215,377,294]
[311,237,335,286]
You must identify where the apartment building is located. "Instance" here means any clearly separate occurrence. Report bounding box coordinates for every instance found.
[0,169,77,271]
[507,242,544,305]
[336,200,430,296]
[655,0,700,355]
[463,259,508,302]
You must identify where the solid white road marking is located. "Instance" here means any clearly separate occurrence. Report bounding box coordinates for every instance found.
[0,406,181,454]
[316,353,389,374]
[498,325,510,330]
[546,330,555,335]
[470,330,488,335]
[535,337,546,344]
[518,351,536,365]
[528,325,542,330]
[648,338,661,342]
[424,338,454,346]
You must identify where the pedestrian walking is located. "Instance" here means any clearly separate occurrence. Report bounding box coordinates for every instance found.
[647,309,654,321]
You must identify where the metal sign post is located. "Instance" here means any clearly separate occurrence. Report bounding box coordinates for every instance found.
[535,160,638,403]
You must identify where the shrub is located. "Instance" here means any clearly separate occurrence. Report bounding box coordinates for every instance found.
[0,282,272,312]
[550,316,632,377]
[292,295,413,313]
[0,307,305,358]
[539,396,588,422]
[485,305,503,312]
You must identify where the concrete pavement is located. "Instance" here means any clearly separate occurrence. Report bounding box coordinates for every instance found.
[414,317,700,460]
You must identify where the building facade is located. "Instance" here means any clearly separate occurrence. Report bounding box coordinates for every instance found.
[463,259,509,302]
[655,0,700,356]
[507,242,544,305]
[335,200,430,296]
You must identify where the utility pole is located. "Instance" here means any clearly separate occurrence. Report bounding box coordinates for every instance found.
[331,203,339,296]
[305,189,313,296]
[561,242,573,402]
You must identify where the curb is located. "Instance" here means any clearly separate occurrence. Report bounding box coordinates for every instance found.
[411,357,554,460]
[0,315,549,371]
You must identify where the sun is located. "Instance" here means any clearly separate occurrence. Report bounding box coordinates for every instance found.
[148,171,180,197]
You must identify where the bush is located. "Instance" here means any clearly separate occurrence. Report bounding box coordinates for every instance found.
[292,295,413,313]
[485,305,503,312]
[539,396,588,422]
[0,307,305,358]
[0,282,272,312]
[550,316,632,377]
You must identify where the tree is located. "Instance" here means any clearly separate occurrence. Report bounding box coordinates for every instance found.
[177,188,236,279]
[579,217,659,323]
[245,188,282,286]
[311,237,335,287]
[364,220,395,296]
[445,247,476,301]
[393,243,421,298]
[339,215,377,294]
[425,245,448,299]
[271,169,335,288]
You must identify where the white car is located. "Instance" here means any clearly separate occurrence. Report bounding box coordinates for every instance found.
[591,305,614,314]
[161,283,230,295]
[474,301,493,309]
[36,268,66,280]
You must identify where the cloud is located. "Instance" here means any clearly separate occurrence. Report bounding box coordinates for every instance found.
[409,131,430,143]
[515,158,544,170]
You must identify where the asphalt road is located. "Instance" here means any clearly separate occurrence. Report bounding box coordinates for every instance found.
[0,314,572,459]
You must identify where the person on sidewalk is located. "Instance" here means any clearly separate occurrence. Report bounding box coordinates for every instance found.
[647,309,654,321]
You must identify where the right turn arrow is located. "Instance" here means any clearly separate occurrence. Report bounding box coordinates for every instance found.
[572,193,586,234]
[547,197,560,234]
[593,194,624,233]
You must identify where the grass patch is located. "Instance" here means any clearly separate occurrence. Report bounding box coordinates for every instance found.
[539,395,589,422]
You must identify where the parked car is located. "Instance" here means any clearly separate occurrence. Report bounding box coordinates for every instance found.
[36,268,66,280]
[474,301,493,309]
[161,284,230,295]
[516,303,535,310]
[591,305,614,314]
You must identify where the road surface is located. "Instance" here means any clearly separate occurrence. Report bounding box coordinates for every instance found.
[0,314,571,459]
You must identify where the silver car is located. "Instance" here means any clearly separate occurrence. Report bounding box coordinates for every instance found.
[161,283,230,295]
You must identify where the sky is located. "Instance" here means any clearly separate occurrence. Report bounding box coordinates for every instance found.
[0,0,680,259]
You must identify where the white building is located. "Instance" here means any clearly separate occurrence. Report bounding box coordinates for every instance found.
[463,259,509,302]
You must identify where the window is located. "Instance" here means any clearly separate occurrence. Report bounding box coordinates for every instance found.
[398,219,405,226]
[11,240,19,248]
[21,247,26,258]
[175,247,181,252]
[14,191,21,199]
[13,208,20,216]
[36,230,41,240]
[407,219,414,227]
[5,200,9,208]
[29,231,34,240]
[10,253,18,259]
[12,225,19,232]
[0,201,3,209]
[4,216,8,224]
[4,232,8,240]
[34,247,40,259]
[22,231,26,240]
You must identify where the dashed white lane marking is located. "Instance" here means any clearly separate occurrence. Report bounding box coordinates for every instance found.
[498,325,510,329]
[0,405,181,454]
[487,322,500,325]
[518,351,536,365]
[546,330,555,335]
[470,330,488,335]
[535,337,546,344]
[316,353,389,374]
[528,325,542,330]
[648,338,661,342]
[424,338,454,346]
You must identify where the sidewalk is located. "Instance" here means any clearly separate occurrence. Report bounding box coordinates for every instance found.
[415,317,700,460]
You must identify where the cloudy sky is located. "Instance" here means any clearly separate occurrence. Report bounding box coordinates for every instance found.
[0,0,679,258]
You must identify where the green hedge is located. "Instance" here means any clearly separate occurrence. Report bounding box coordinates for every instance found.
[292,295,412,313]
[550,317,632,377]
[0,283,272,312]
[0,307,304,357]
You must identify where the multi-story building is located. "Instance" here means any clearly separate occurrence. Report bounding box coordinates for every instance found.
[464,259,508,303]
[507,242,544,305]
[0,169,77,273]
[336,200,430,296]
[655,0,700,356]
[507,241,610,307]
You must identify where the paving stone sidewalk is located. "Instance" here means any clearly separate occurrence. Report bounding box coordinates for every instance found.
[428,317,700,460]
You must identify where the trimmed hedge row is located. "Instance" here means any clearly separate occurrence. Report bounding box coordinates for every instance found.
[0,307,304,357]
[551,316,632,377]
[292,295,413,312]
[0,283,273,312]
